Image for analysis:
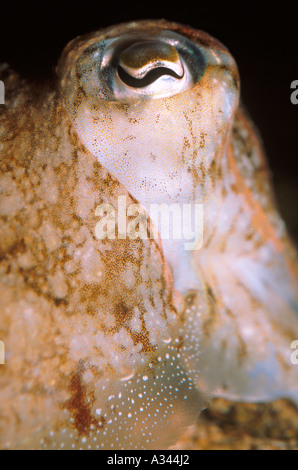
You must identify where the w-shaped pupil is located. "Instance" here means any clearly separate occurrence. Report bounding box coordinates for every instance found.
[118,65,183,88]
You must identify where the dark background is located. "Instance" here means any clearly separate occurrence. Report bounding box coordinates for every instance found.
[0,1,297,240]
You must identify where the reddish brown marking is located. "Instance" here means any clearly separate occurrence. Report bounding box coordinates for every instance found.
[64,368,104,436]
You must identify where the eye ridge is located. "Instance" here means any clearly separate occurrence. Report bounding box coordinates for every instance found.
[117,65,184,88]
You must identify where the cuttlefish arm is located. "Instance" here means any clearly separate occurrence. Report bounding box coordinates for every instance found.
[191,107,298,404]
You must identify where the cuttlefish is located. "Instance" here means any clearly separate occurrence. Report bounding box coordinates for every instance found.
[0,19,297,450]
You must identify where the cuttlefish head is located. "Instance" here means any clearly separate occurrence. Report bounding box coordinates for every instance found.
[57,19,239,208]
[57,19,239,295]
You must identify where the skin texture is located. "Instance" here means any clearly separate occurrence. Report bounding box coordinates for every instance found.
[0,20,297,450]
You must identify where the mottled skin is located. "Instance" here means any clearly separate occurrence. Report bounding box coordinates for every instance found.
[194,108,298,402]
[0,56,203,449]
[0,20,297,449]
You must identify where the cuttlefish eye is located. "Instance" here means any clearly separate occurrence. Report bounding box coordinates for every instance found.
[61,29,207,101]
[117,40,184,88]
[112,34,207,98]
